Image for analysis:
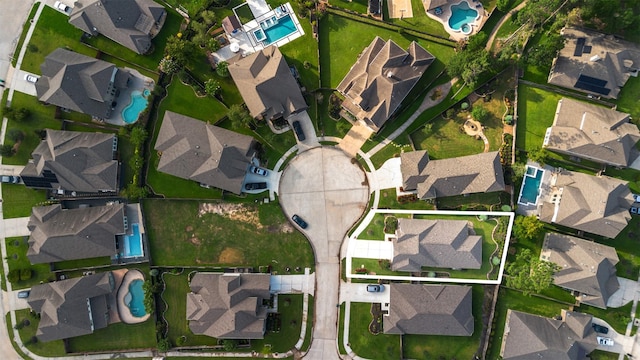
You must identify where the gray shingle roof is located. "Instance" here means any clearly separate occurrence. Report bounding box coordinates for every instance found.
[69,0,166,54]
[35,48,131,119]
[424,0,449,11]
[541,232,619,309]
[337,37,434,132]
[548,27,640,99]
[392,218,482,271]
[543,98,639,167]
[20,129,119,192]
[27,272,115,342]
[228,46,307,120]
[154,111,257,194]
[384,284,473,336]
[27,203,125,264]
[186,273,270,339]
[500,309,597,359]
[537,170,633,239]
[401,151,505,199]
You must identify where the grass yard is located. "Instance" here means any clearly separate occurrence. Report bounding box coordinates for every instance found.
[348,302,401,360]
[410,113,486,159]
[1,186,48,219]
[143,199,315,272]
[383,0,451,38]
[161,0,209,15]
[613,216,640,278]
[66,318,156,353]
[402,285,484,359]
[369,134,412,169]
[11,3,39,67]
[15,309,66,356]
[252,294,305,353]
[377,189,436,210]
[616,75,640,120]
[5,237,55,290]
[515,84,561,151]
[331,0,369,13]
[351,258,400,276]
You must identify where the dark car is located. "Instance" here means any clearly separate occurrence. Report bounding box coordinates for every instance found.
[592,323,609,334]
[17,290,30,299]
[291,214,308,229]
[245,182,267,191]
[366,284,385,293]
[292,120,305,141]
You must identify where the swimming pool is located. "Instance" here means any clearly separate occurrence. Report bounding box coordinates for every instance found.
[518,166,545,205]
[124,279,147,317]
[448,1,478,33]
[261,14,297,45]
[123,223,143,258]
[121,89,150,124]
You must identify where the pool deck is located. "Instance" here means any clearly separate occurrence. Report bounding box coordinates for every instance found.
[516,162,556,217]
[116,269,150,324]
[422,0,488,41]
[104,68,155,127]
[107,268,129,325]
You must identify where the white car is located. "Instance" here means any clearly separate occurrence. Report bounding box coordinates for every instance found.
[597,337,614,346]
[24,74,38,83]
[633,193,640,203]
[54,1,69,12]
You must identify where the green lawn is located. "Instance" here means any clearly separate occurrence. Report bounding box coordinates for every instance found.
[314,90,354,138]
[11,3,39,67]
[616,75,640,120]
[331,0,369,13]
[410,113,486,159]
[383,0,451,38]
[402,285,484,359]
[66,319,156,353]
[161,0,209,15]
[143,199,314,272]
[348,302,401,360]
[5,237,55,290]
[377,189,436,210]
[1,186,48,219]
[515,84,562,151]
[612,216,640,278]
[15,309,66,356]
[252,294,305,353]
[369,134,412,169]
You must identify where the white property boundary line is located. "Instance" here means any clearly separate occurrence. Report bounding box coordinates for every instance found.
[345,209,515,285]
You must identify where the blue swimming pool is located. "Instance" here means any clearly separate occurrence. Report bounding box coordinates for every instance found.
[123,223,143,258]
[121,89,150,124]
[518,166,544,205]
[262,14,297,45]
[449,1,478,32]
[125,279,147,317]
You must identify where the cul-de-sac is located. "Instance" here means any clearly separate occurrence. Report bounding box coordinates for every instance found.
[0,0,638,359]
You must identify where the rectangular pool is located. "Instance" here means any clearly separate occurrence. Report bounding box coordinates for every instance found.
[123,223,144,258]
[518,166,544,206]
[262,14,297,45]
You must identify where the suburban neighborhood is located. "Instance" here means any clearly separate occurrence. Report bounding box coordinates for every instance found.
[0,0,639,359]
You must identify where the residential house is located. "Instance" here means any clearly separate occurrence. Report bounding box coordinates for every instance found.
[392,218,482,271]
[400,150,505,200]
[537,169,633,238]
[27,203,126,264]
[186,273,271,339]
[543,98,640,167]
[228,46,307,121]
[35,48,131,120]
[500,309,598,359]
[20,129,119,193]
[154,111,257,194]
[337,37,434,132]
[548,27,640,99]
[540,232,619,309]
[384,284,473,336]
[27,272,116,342]
[69,0,166,55]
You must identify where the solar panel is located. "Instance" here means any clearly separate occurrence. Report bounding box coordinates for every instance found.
[574,38,586,57]
[582,45,592,54]
[578,74,607,87]
[575,80,611,96]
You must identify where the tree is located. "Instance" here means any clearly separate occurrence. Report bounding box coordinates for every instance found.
[205,79,221,97]
[20,269,32,281]
[7,129,24,143]
[223,339,238,351]
[200,10,216,26]
[130,126,148,147]
[496,0,511,12]
[528,147,548,166]
[0,144,15,157]
[471,106,490,123]
[164,36,196,67]
[445,108,456,119]
[216,61,229,77]
[228,104,252,129]
[5,107,31,122]
[512,162,526,179]
[207,38,221,52]
[159,57,180,74]
[7,269,19,283]
[506,249,558,295]
[157,338,171,352]
[513,215,544,242]
[525,32,564,68]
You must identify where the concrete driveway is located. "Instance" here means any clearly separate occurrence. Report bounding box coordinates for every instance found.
[607,277,639,308]
[270,270,315,294]
[339,282,390,304]
[350,239,393,259]
[371,157,403,191]
[288,111,320,151]
[279,146,369,359]
[0,165,25,176]
[11,69,38,96]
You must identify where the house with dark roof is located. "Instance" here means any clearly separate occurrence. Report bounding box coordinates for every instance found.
[20,129,119,193]
[337,37,434,132]
[548,27,640,99]
[384,284,473,336]
[186,273,271,339]
[537,169,633,238]
[69,0,166,55]
[400,150,505,200]
[543,98,640,167]
[35,48,131,120]
[500,309,598,359]
[27,203,125,264]
[541,232,619,309]
[27,272,116,342]
[228,46,307,121]
[392,218,482,271]
[154,111,257,194]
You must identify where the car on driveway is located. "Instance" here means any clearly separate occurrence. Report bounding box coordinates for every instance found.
[250,165,268,176]
[634,194,640,203]
[1,176,19,184]
[245,182,267,191]
[291,214,308,229]
[24,74,38,83]
[366,284,385,292]
[17,290,30,299]
[54,1,70,12]
[292,120,306,141]
[597,337,614,346]
[592,323,609,334]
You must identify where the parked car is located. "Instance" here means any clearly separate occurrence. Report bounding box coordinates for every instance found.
[366,284,385,293]
[633,193,640,203]
[24,74,38,83]
[631,207,638,215]
[245,182,267,191]
[291,214,308,229]
[597,337,614,346]
[1,176,19,184]
[250,165,268,176]
[592,323,609,334]
[292,120,305,141]
[17,290,30,299]
[54,1,70,12]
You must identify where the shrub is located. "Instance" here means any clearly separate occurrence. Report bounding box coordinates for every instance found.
[7,129,24,143]
[216,61,229,77]
[157,337,171,352]
[20,268,32,281]
[175,335,187,346]
[7,269,19,283]
[0,144,15,157]
[223,339,238,351]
